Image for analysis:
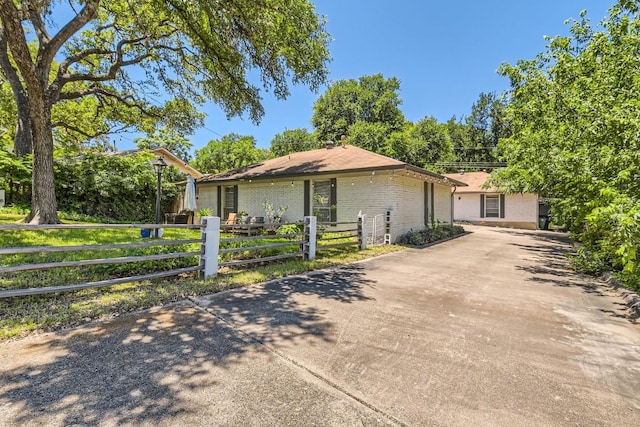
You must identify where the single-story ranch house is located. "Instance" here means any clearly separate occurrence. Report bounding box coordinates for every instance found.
[195,142,466,242]
[442,171,542,230]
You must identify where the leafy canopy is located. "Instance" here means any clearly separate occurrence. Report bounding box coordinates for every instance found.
[192,133,269,174]
[0,0,331,223]
[312,73,405,143]
[269,128,321,157]
[494,1,640,289]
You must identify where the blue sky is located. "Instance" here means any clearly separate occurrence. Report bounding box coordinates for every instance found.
[117,0,611,152]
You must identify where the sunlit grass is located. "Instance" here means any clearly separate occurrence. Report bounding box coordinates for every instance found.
[0,215,405,341]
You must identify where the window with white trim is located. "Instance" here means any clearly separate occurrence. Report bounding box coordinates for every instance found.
[313,179,337,223]
[485,194,500,218]
[313,180,332,222]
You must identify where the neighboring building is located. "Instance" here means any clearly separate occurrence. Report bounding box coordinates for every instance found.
[195,143,465,242]
[110,147,203,178]
[443,171,540,230]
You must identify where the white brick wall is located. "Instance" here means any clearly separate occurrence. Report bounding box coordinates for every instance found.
[453,192,538,226]
[433,182,452,225]
[239,181,305,222]
[197,173,455,241]
[196,183,217,213]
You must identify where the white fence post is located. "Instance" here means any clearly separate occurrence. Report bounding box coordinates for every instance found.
[304,216,317,260]
[358,214,368,250]
[201,216,220,278]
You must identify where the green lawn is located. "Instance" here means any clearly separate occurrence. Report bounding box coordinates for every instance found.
[0,215,404,341]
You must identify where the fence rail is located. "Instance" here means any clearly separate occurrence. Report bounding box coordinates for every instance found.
[0,238,203,256]
[1,214,374,298]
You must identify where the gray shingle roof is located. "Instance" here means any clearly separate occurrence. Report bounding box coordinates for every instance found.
[199,144,465,186]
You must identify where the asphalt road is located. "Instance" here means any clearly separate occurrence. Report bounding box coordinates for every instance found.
[1,225,639,426]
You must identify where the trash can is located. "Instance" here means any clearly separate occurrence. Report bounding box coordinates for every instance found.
[538,215,550,230]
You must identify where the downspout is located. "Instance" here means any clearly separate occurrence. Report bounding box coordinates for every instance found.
[450,184,457,225]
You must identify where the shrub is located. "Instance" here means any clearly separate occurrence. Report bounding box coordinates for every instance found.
[397,224,465,246]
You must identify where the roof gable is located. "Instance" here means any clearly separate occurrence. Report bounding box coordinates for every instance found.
[442,171,496,193]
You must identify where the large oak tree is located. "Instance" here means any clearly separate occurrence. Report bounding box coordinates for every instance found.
[0,0,330,223]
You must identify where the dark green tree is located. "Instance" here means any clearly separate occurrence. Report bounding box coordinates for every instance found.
[270,128,320,157]
[192,134,269,174]
[135,128,193,162]
[0,0,330,223]
[312,73,405,144]
[54,149,178,222]
[388,117,452,168]
[495,1,640,288]
[464,92,510,163]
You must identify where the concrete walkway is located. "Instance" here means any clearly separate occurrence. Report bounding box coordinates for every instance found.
[1,226,639,426]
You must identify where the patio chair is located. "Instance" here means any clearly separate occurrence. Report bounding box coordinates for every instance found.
[225,212,237,225]
[220,213,238,232]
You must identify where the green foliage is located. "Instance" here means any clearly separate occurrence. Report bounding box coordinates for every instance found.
[388,117,453,169]
[135,128,193,162]
[312,74,405,143]
[270,128,321,156]
[0,148,31,204]
[192,133,269,174]
[196,208,212,217]
[397,224,466,246]
[1,0,331,223]
[54,149,179,222]
[262,200,288,223]
[494,1,640,289]
[276,223,304,237]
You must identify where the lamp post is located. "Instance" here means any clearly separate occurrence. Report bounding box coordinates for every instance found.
[151,157,168,238]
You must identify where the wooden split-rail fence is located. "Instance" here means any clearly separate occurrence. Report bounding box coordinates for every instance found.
[0,215,371,298]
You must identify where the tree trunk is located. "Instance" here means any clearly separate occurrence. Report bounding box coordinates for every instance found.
[0,27,32,157]
[26,95,59,224]
[14,90,32,157]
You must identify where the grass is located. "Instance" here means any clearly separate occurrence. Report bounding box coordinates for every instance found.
[0,214,405,341]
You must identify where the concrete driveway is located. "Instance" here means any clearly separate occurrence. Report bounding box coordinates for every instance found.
[1,225,639,426]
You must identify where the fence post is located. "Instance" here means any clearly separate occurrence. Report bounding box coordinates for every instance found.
[304,216,317,260]
[201,216,220,278]
[358,214,368,250]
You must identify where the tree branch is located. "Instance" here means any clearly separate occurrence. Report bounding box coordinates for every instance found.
[0,0,39,88]
[52,30,179,99]
[26,0,51,45]
[38,0,99,81]
[51,121,112,139]
[59,85,160,118]
[0,25,25,95]
[59,47,115,75]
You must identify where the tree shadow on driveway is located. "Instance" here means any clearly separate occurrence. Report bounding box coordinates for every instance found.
[498,229,638,321]
[0,265,376,426]
[0,305,245,426]
[196,265,376,346]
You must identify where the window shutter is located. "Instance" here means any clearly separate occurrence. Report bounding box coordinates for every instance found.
[216,186,222,217]
[430,183,435,223]
[424,182,429,225]
[233,185,238,213]
[500,194,505,218]
[330,178,337,223]
[304,180,310,216]
[480,194,485,218]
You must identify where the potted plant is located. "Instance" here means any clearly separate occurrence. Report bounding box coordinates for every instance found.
[239,210,249,223]
[195,208,212,225]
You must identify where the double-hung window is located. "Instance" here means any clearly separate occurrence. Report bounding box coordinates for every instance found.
[485,194,500,218]
[481,194,504,219]
[313,179,336,223]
